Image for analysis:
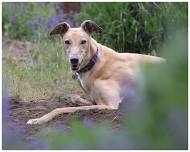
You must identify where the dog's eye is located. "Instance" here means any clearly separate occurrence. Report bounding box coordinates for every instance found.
[81,40,87,44]
[64,40,71,45]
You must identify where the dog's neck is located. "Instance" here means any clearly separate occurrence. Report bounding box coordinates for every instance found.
[77,38,100,74]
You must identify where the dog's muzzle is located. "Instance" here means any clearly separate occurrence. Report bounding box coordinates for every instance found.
[70,58,80,71]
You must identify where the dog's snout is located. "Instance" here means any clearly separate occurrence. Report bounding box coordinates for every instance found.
[70,58,79,64]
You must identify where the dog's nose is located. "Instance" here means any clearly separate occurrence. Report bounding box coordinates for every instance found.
[70,58,79,64]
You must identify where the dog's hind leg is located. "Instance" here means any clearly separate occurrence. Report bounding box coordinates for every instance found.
[26,105,113,125]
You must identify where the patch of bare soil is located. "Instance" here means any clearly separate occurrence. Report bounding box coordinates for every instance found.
[6,95,122,140]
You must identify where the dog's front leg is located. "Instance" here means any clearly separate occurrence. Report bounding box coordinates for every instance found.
[26,105,112,125]
[70,95,92,105]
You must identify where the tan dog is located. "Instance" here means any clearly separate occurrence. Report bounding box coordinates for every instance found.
[27,20,164,125]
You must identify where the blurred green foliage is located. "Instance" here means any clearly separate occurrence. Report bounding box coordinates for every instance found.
[126,31,187,149]
[79,2,187,54]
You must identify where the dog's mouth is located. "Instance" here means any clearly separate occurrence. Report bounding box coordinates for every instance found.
[71,64,80,71]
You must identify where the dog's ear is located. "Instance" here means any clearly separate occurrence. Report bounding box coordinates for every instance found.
[50,22,70,36]
[81,20,102,35]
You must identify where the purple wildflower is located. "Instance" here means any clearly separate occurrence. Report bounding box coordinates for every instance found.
[2,123,26,149]
[2,95,10,118]
[51,16,60,25]
[2,83,26,149]
[9,16,16,24]
[57,10,64,22]
[44,16,60,30]
[83,116,95,128]
[2,82,10,119]
[26,137,49,150]
[43,18,51,30]
[37,16,43,24]
[43,10,75,31]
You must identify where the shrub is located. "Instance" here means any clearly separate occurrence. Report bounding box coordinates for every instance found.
[79,2,187,54]
[2,2,75,40]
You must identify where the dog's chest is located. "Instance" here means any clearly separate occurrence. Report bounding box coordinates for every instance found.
[77,73,90,92]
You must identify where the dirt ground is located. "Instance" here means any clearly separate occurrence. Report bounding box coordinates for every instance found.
[6,95,122,139]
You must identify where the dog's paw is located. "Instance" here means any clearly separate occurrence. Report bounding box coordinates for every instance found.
[26,118,40,125]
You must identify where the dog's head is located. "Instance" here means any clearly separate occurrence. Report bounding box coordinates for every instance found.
[50,20,102,71]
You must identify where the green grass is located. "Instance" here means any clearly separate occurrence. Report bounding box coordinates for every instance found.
[3,37,81,101]
[79,2,187,54]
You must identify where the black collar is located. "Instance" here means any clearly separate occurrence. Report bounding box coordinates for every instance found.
[77,48,99,74]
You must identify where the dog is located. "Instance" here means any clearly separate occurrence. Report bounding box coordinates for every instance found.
[27,20,164,125]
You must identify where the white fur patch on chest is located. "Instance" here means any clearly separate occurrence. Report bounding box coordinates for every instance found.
[77,73,85,89]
